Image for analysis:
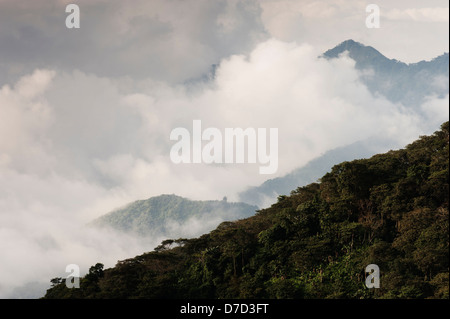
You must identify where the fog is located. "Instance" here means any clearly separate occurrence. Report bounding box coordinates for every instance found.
[0,0,448,298]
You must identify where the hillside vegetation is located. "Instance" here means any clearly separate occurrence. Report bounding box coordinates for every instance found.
[90,194,258,238]
[45,122,449,299]
[239,40,449,208]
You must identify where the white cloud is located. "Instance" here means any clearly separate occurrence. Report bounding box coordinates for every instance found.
[0,27,448,298]
[420,94,450,129]
[0,70,56,176]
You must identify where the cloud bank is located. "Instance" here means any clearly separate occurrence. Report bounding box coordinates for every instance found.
[0,0,448,86]
[0,0,448,298]
[1,38,448,297]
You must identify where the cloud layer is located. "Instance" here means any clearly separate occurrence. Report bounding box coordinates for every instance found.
[0,0,448,86]
[1,37,448,297]
[0,0,448,298]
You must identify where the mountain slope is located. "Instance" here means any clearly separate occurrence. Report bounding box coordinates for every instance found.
[90,194,258,238]
[238,139,384,207]
[323,39,449,106]
[45,122,449,299]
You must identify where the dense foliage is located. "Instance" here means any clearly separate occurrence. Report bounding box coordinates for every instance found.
[45,122,449,299]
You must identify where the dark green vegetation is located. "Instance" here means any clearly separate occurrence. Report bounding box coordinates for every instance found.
[45,122,449,299]
[90,194,258,237]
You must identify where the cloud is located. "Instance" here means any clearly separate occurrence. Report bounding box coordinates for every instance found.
[0,165,160,297]
[1,0,448,87]
[0,0,267,85]
[385,7,449,22]
[420,94,450,129]
[0,2,448,297]
[0,69,56,177]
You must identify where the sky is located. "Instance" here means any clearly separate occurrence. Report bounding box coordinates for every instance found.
[0,0,448,298]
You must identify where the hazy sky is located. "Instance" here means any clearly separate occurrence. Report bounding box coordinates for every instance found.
[0,0,448,298]
[0,0,448,84]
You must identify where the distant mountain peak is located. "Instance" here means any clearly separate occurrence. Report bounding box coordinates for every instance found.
[322,39,394,66]
[336,39,364,48]
[90,194,258,238]
[320,39,448,106]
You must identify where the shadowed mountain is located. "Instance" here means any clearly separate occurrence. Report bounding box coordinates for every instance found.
[238,40,449,208]
[238,140,380,207]
[322,39,449,107]
[45,122,449,299]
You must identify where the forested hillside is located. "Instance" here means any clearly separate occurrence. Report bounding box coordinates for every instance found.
[238,40,449,208]
[44,122,449,299]
[90,194,258,237]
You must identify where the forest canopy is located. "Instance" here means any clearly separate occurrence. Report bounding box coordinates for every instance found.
[44,122,449,299]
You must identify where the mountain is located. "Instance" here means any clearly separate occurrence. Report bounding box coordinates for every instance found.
[44,122,449,299]
[238,139,384,207]
[238,40,449,208]
[90,194,258,238]
[322,39,449,107]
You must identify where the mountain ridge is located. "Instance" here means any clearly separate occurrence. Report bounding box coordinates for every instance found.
[44,122,449,299]
[90,194,258,238]
[238,39,449,208]
[323,39,449,66]
[322,39,449,105]
[238,139,387,207]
